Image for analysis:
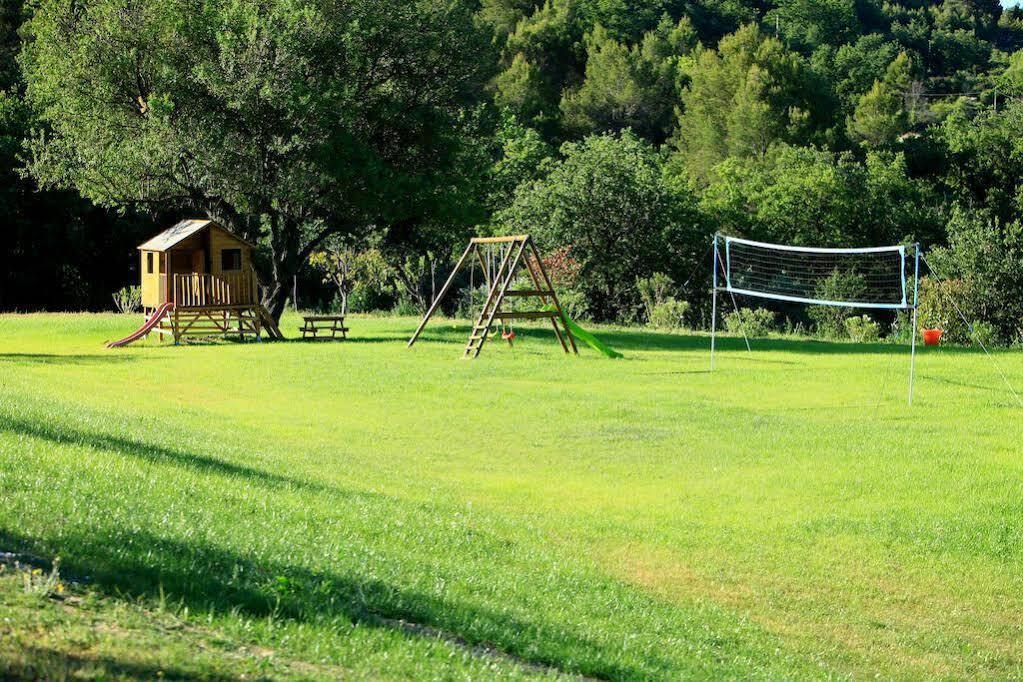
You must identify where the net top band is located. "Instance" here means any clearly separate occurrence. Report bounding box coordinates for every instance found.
[723,236,908,255]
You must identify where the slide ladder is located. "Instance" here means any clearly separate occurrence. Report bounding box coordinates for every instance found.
[106,303,173,348]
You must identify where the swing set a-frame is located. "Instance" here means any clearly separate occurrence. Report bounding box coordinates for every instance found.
[408,235,579,358]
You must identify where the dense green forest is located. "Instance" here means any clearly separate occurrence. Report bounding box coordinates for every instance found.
[4,0,1023,340]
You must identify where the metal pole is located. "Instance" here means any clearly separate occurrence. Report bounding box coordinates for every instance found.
[908,244,921,406]
[711,235,719,371]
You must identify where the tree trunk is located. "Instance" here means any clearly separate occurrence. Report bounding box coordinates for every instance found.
[264,216,302,323]
[257,213,355,323]
[263,278,291,322]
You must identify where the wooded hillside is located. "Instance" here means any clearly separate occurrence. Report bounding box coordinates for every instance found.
[4,0,1023,339]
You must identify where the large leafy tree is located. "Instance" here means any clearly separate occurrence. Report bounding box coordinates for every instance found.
[495,0,584,135]
[1,0,158,311]
[498,131,702,321]
[765,0,861,51]
[927,206,1023,343]
[21,0,492,319]
[487,114,554,213]
[478,0,546,39]
[996,48,1023,93]
[812,34,901,112]
[934,101,1023,223]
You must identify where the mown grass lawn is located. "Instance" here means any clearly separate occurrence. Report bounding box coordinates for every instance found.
[1,312,1021,679]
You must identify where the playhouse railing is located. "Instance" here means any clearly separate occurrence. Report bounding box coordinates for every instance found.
[173,271,257,308]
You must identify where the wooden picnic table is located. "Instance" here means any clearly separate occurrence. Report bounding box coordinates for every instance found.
[299,315,349,340]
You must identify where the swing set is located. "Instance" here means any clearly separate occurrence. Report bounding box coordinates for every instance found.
[408,235,579,358]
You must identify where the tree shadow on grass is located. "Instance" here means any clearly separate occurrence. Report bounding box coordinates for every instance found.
[0,406,797,678]
[0,412,335,497]
[0,353,142,366]
[3,646,245,682]
[918,373,1012,395]
[0,411,669,677]
[273,335,410,345]
[597,331,875,355]
[0,523,662,680]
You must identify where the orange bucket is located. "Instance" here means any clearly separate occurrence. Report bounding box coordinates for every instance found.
[922,329,943,346]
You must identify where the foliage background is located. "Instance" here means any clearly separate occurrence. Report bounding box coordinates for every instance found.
[4,0,1023,339]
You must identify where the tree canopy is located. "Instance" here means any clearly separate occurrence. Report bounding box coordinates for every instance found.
[499,131,701,320]
[21,0,492,317]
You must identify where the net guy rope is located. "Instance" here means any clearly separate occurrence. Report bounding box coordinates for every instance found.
[711,234,922,405]
[919,254,1023,408]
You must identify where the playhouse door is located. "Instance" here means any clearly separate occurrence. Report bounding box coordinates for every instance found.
[191,249,207,274]
[170,252,192,276]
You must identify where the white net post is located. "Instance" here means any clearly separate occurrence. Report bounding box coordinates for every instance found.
[710,235,719,371]
[908,245,921,406]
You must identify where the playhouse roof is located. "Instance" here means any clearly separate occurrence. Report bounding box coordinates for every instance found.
[138,219,255,252]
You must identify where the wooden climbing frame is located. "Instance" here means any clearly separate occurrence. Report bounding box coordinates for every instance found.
[408,235,579,358]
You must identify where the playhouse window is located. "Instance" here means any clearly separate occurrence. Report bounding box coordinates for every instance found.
[147,252,154,274]
[221,249,242,271]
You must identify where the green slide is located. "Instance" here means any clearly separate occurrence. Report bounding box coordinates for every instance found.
[554,310,623,359]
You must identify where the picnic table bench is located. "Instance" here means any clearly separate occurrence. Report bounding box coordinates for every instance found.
[299,315,349,340]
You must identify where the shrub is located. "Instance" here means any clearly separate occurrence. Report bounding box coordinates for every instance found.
[112,285,141,314]
[391,297,421,317]
[807,270,868,338]
[916,277,973,344]
[926,208,1023,344]
[541,247,589,320]
[499,131,701,321]
[312,245,394,314]
[845,315,880,342]
[649,299,690,330]
[970,320,999,348]
[724,307,775,337]
[889,310,914,344]
[636,273,677,322]
[554,289,590,321]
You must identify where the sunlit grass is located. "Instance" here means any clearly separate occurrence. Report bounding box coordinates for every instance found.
[1,313,1021,679]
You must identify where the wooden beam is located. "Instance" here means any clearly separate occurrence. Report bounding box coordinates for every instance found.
[408,242,475,348]
[527,238,578,355]
[469,235,530,245]
[518,253,569,352]
[492,311,559,320]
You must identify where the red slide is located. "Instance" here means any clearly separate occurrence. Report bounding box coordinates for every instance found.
[107,303,173,348]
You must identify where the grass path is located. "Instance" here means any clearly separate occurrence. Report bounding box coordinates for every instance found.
[1,313,1022,679]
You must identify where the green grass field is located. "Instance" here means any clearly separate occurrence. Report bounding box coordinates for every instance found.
[2,313,1022,680]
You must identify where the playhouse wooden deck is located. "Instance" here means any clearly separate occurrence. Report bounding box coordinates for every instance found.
[144,272,277,343]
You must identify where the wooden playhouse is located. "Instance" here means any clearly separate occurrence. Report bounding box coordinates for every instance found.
[109,219,280,347]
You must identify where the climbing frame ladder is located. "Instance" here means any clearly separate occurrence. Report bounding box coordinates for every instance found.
[408,235,578,358]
